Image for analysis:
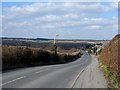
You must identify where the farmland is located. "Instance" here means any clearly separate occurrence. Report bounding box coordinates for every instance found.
[2,37,108,50]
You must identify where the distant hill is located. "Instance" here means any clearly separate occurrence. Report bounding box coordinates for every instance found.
[36,38,52,40]
[2,37,52,41]
[1,37,109,41]
[2,37,97,50]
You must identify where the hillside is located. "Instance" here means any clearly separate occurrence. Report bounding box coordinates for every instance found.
[99,34,120,87]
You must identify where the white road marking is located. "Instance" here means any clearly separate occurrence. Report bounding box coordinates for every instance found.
[35,69,50,74]
[70,67,87,88]
[0,76,26,86]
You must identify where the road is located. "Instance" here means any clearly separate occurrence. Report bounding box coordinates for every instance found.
[2,53,107,88]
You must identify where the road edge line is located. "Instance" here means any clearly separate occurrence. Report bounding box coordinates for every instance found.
[71,67,87,88]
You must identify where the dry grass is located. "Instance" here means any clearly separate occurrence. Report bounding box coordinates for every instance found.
[2,45,82,71]
[99,34,120,88]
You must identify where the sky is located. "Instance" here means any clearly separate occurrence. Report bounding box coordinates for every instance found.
[1,2,118,40]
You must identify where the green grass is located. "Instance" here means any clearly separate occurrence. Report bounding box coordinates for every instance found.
[99,61,120,89]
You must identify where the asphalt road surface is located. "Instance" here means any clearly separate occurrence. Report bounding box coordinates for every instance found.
[2,53,107,88]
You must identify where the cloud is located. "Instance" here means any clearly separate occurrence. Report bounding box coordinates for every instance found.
[110,2,118,9]
[41,24,56,29]
[3,2,114,19]
[36,15,60,21]
[2,2,118,39]
[87,25,101,30]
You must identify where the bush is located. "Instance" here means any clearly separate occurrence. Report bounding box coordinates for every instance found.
[2,46,82,71]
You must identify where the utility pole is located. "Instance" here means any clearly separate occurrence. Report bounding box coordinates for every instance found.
[54,34,59,44]
[53,34,59,55]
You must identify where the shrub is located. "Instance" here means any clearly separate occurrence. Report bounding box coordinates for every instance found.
[2,46,82,71]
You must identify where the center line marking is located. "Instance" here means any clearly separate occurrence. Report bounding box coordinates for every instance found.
[0,76,26,86]
[35,69,50,74]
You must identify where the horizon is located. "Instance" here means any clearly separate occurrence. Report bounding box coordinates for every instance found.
[2,2,118,40]
[1,36,111,40]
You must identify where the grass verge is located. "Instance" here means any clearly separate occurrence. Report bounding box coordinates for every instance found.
[99,61,120,89]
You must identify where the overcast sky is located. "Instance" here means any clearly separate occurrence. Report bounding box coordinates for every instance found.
[1,2,118,40]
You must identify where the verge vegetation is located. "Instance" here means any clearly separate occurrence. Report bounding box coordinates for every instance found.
[2,45,82,71]
[99,34,120,89]
[99,61,120,89]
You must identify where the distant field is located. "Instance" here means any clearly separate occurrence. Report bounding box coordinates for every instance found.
[2,39,93,50]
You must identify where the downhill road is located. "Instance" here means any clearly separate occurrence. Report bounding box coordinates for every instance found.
[2,53,107,88]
